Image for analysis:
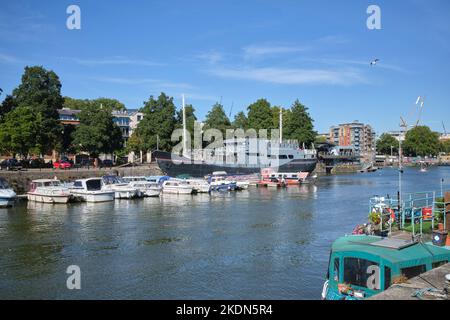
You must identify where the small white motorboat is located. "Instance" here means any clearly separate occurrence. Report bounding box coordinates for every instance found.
[102,175,140,199]
[123,176,162,197]
[185,179,211,193]
[419,162,428,173]
[69,178,115,203]
[0,178,16,208]
[162,179,193,195]
[27,179,72,204]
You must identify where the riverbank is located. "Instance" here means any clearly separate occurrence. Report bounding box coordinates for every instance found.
[0,164,163,194]
[314,163,361,174]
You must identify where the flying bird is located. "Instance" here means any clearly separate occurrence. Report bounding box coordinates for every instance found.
[370,59,379,66]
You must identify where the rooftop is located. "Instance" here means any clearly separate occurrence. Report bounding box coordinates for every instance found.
[332,235,450,264]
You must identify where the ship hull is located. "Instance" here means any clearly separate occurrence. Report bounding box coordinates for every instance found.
[154,151,317,178]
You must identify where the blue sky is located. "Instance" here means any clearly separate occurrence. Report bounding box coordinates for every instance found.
[1,0,450,134]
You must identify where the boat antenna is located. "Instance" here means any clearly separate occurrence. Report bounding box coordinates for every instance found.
[182,94,187,157]
[229,101,234,118]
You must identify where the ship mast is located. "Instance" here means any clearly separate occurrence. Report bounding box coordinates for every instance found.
[279,108,283,144]
[182,94,187,158]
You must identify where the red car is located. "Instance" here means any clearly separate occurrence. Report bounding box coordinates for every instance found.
[53,160,72,170]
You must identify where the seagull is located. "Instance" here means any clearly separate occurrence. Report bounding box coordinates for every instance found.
[370,58,379,66]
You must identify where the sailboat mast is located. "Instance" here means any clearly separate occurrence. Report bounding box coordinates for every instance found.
[279,108,283,144]
[182,94,187,157]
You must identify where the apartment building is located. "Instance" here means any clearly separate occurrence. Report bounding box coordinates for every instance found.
[329,121,376,157]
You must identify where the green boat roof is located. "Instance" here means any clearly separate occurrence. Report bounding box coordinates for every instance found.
[332,235,450,264]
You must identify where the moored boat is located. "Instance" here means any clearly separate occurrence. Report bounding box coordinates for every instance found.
[162,179,193,194]
[185,179,211,193]
[27,179,72,204]
[322,234,450,300]
[0,178,16,208]
[102,175,140,199]
[123,176,162,197]
[69,178,115,203]
[322,191,450,300]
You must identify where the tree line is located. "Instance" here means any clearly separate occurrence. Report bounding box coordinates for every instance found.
[377,127,450,157]
[0,66,317,159]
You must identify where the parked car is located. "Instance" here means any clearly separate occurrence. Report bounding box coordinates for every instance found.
[101,159,114,168]
[29,158,52,169]
[53,160,72,170]
[80,159,94,168]
[0,158,23,171]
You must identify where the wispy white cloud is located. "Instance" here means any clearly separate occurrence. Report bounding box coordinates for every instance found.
[93,76,194,90]
[0,52,21,64]
[208,66,366,86]
[195,51,224,64]
[297,57,408,73]
[66,56,164,67]
[242,44,308,59]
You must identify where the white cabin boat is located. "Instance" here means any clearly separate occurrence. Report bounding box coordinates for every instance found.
[122,176,162,197]
[185,179,211,193]
[162,179,193,195]
[27,179,71,204]
[69,178,115,203]
[0,178,16,208]
[102,175,140,199]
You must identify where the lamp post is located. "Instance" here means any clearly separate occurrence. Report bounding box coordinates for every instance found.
[441,178,445,198]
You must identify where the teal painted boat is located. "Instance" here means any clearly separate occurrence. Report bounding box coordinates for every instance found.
[322,235,450,300]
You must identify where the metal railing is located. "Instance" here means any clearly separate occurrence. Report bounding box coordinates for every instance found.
[370,191,449,238]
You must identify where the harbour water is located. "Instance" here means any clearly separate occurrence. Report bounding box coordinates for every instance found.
[0,167,449,299]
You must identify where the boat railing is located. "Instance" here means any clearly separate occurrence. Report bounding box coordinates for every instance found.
[369,191,449,238]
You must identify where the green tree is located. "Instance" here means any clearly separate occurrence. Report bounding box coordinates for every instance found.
[441,140,450,154]
[0,106,37,157]
[247,99,273,131]
[136,92,176,151]
[11,66,64,155]
[175,104,197,137]
[63,97,125,111]
[126,132,144,154]
[283,99,316,146]
[402,126,441,157]
[232,111,248,129]
[376,133,399,155]
[0,95,17,122]
[72,103,123,158]
[63,97,90,110]
[203,103,231,134]
[61,124,77,154]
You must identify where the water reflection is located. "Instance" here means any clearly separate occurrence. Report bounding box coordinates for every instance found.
[0,167,449,299]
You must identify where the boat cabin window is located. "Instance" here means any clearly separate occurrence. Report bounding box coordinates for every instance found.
[73,181,82,188]
[333,258,340,281]
[401,265,426,280]
[384,266,391,290]
[278,155,288,159]
[86,179,102,191]
[43,181,61,187]
[0,179,9,189]
[343,257,380,290]
[288,155,294,159]
[432,261,448,269]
